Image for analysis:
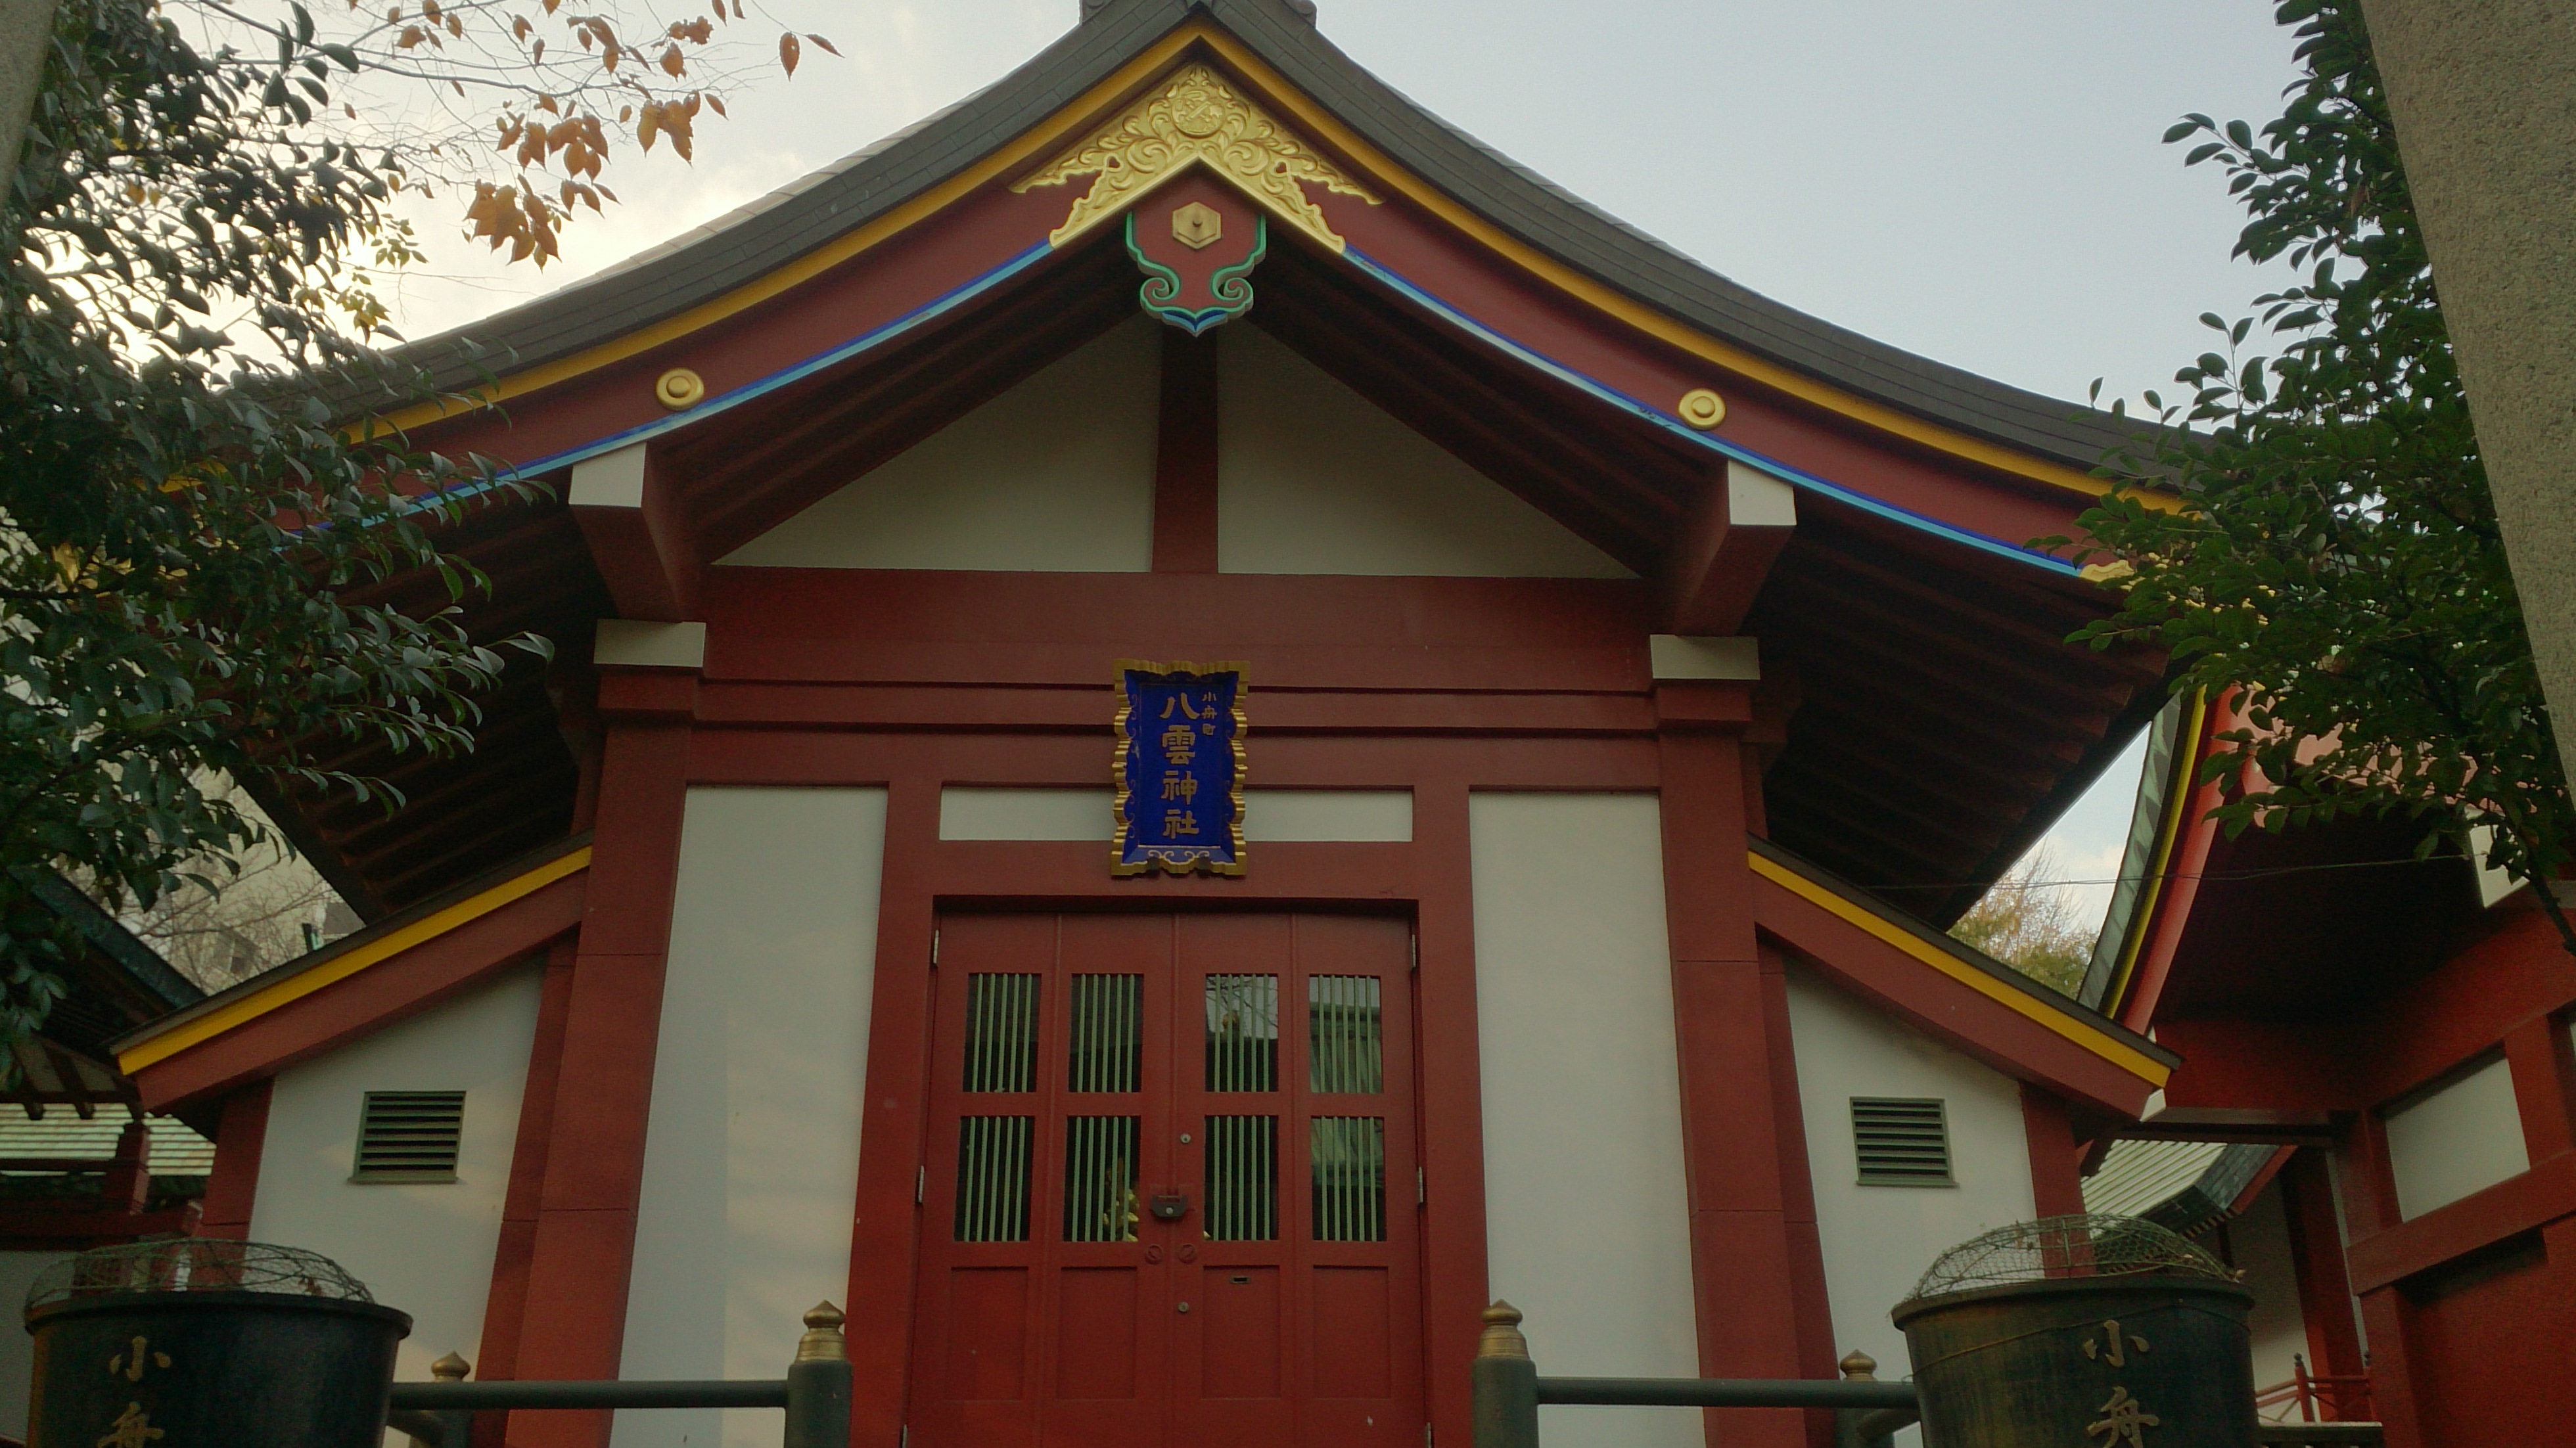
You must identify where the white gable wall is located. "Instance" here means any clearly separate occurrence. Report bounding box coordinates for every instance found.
[1785,966,2036,1380]
[1217,326,1634,577]
[249,964,543,1380]
[718,319,1158,572]
[714,315,1633,579]
[1469,792,1699,1448]
[616,786,889,1448]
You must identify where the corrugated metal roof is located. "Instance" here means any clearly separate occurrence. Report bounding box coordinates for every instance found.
[0,1116,216,1176]
[2084,1138,2230,1218]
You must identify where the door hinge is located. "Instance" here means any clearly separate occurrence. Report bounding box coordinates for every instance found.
[917,1165,927,1205]
[1410,935,1418,972]
[930,929,939,968]
[1424,1424,1433,1448]
[1417,1165,1426,1208]
[900,1427,909,1448]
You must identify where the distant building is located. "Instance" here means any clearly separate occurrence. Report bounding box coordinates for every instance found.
[108,5,2186,1447]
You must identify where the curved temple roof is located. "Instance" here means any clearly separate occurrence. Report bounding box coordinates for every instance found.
[385,0,2140,479]
[269,0,2168,921]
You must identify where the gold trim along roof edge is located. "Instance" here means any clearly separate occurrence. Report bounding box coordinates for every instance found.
[116,845,592,1075]
[2101,689,2211,1020]
[371,19,2165,509]
[1747,846,2174,1087]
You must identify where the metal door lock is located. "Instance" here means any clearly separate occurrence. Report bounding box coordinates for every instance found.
[1149,1192,1189,1221]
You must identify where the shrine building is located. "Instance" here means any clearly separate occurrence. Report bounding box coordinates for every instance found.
[100,3,2189,1446]
[2068,693,2576,1448]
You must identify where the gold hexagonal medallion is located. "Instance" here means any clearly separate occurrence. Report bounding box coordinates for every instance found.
[1172,200,1224,250]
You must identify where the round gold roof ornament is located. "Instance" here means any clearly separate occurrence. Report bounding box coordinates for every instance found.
[655,367,706,411]
[1677,388,1727,430]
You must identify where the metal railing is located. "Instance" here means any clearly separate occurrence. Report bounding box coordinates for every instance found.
[387,1303,852,1448]
[1470,1301,1921,1448]
[2255,1353,2376,1425]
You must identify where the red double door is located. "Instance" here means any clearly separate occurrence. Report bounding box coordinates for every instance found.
[908,912,1424,1448]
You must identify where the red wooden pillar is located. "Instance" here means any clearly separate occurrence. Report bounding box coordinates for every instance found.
[1656,679,1811,1448]
[473,936,581,1413]
[1415,775,1495,1448]
[842,771,940,1448]
[2341,1112,2427,1447]
[501,659,697,1448]
[197,1081,272,1242]
[2018,1085,2088,1218]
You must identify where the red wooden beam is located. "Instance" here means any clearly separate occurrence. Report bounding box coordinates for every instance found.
[570,442,701,621]
[1663,461,1796,635]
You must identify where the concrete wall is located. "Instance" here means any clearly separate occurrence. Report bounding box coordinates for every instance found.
[720,319,1157,572]
[250,965,543,1380]
[1785,966,2036,1378]
[2227,1178,2309,1393]
[1469,792,1699,1448]
[2384,1056,2529,1219]
[0,1250,70,1437]
[1217,326,1633,578]
[615,787,889,1448]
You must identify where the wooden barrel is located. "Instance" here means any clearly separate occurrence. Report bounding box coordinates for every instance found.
[1893,1275,2256,1448]
[26,1288,411,1448]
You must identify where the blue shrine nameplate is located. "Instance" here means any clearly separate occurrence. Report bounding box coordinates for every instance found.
[1112,660,1247,876]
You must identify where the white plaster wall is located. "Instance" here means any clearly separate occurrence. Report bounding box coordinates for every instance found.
[1785,966,2036,1380]
[1469,792,1699,1448]
[616,787,888,1448]
[2227,1178,2309,1393]
[937,786,1412,842]
[250,965,543,1380]
[0,1250,70,1437]
[2384,1055,2529,1219]
[718,319,1157,572]
[1218,326,1633,578]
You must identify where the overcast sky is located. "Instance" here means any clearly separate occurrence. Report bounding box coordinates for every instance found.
[377,0,2307,928]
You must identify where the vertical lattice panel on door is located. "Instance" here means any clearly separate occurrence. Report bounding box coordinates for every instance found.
[1205,973,1281,1242]
[1308,976,1383,1092]
[1205,974,1278,1091]
[1310,1116,1387,1241]
[956,972,1042,1242]
[1205,1115,1277,1240]
[963,973,1040,1092]
[1063,1116,1140,1241]
[1069,974,1143,1092]
[955,1116,1034,1241]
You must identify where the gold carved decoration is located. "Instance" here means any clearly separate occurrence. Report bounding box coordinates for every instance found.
[1015,63,1377,252]
[1172,200,1223,250]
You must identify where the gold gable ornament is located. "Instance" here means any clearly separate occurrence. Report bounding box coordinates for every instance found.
[1015,63,1377,252]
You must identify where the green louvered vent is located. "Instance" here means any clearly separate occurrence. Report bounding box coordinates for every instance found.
[1851,1097,1952,1187]
[352,1091,465,1183]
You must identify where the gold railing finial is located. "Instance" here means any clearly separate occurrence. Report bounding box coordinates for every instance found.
[430,1351,472,1382]
[797,1301,849,1363]
[1838,1348,1878,1381]
[1477,1301,1530,1360]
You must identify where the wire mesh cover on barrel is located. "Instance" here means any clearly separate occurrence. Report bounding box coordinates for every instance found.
[1907,1212,2236,1297]
[24,1240,411,1448]
[28,1240,377,1307]
[1892,1214,2257,1448]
